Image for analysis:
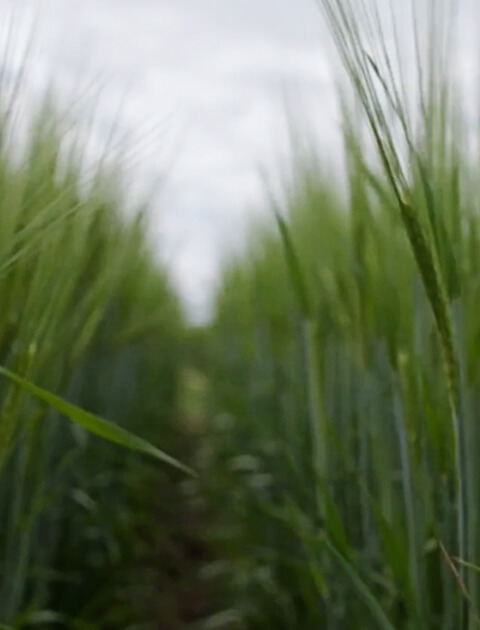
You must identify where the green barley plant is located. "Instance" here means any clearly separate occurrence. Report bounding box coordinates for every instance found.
[0,66,190,625]
[201,1,480,628]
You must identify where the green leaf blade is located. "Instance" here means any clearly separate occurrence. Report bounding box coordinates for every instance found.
[0,366,196,477]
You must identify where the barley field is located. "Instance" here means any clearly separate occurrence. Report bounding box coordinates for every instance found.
[200,1,480,628]
[0,75,192,625]
[1,0,479,628]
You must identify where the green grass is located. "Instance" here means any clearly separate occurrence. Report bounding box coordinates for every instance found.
[0,68,190,625]
[201,1,480,628]
[2,1,480,627]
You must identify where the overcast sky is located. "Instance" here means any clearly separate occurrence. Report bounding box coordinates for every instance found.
[0,0,477,320]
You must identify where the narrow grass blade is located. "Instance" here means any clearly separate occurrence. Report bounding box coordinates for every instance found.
[324,538,396,630]
[456,559,480,576]
[273,206,311,318]
[0,366,195,477]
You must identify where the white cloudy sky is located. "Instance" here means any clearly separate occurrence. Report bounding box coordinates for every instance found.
[0,0,478,320]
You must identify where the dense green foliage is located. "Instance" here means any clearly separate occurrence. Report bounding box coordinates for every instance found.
[4,1,480,628]
[0,93,186,626]
[202,1,480,628]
